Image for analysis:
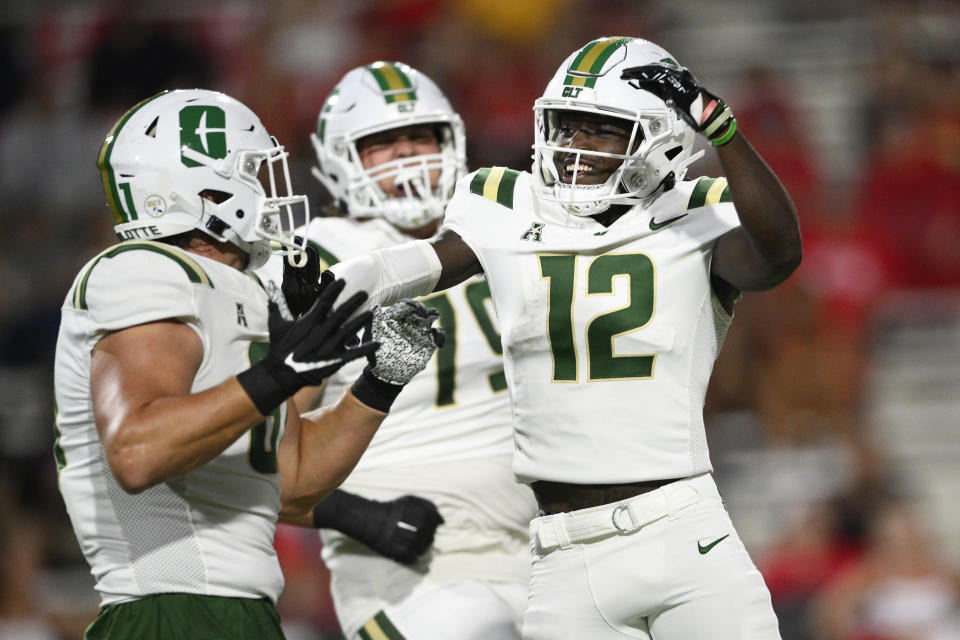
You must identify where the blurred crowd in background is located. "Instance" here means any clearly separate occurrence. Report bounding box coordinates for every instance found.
[1,1,959,639]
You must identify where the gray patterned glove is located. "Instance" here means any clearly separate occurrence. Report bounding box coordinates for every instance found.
[350,300,445,411]
[368,300,445,385]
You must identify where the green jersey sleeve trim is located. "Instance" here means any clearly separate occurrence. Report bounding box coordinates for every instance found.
[687,177,732,210]
[359,611,407,640]
[73,240,213,310]
[468,167,520,209]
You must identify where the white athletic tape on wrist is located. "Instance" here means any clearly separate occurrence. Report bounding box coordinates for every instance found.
[328,240,442,318]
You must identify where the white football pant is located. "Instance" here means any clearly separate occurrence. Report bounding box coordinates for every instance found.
[523,474,781,639]
[355,579,526,640]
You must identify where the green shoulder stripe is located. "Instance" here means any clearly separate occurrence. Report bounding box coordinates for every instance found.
[307,240,339,270]
[359,611,406,640]
[73,241,213,310]
[468,167,520,209]
[247,271,265,290]
[687,177,732,210]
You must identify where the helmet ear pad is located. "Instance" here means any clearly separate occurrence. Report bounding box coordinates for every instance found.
[618,119,692,198]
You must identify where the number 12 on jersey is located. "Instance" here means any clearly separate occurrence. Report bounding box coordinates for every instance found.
[538,253,656,383]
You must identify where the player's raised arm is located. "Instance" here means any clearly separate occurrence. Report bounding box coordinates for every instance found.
[709,132,802,289]
[621,63,802,292]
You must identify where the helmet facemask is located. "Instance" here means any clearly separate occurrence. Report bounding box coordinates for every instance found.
[532,37,704,217]
[310,62,467,232]
[534,105,703,217]
[180,141,310,268]
[312,122,459,230]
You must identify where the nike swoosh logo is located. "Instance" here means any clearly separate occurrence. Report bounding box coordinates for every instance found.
[649,213,688,231]
[698,534,729,555]
[284,353,343,373]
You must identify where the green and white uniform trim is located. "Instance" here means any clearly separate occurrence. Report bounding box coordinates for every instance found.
[469,167,521,209]
[72,241,213,310]
[97,92,167,225]
[358,611,407,640]
[686,177,732,210]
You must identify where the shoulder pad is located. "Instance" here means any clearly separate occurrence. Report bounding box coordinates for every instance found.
[686,177,732,210]
[72,240,212,310]
[468,167,521,209]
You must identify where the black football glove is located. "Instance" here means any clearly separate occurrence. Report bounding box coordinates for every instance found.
[282,243,326,319]
[621,63,737,146]
[237,277,378,415]
[312,489,444,565]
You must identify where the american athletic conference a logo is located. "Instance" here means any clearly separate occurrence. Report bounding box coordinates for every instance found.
[179,105,228,167]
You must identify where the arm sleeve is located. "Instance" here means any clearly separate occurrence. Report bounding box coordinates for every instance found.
[326,239,442,317]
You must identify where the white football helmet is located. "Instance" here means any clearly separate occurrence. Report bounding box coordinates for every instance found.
[97,89,308,270]
[533,37,703,216]
[310,61,466,230]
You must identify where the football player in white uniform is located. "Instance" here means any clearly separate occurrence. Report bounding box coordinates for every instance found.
[325,38,802,639]
[270,62,538,640]
[54,89,442,640]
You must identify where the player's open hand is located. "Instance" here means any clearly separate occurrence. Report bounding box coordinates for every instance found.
[238,277,378,415]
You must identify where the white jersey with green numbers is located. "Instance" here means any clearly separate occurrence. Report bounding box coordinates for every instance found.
[442,168,740,485]
[259,216,536,637]
[54,240,288,607]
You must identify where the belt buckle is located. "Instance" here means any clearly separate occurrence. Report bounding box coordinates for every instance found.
[611,503,641,534]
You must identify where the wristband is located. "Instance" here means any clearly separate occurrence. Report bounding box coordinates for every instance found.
[350,367,404,413]
[710,118,737,146]
[312,489,374,532]
[699,96,737,146]
[237,359,301,416]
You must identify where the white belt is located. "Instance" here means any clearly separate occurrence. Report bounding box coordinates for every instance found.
[533,475,707,554]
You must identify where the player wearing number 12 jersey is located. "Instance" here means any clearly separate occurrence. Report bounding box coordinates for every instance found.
[274,63,537,640]
[328,38,802,638]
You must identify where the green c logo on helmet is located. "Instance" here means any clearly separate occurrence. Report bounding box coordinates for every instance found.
[180,105,228,167]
